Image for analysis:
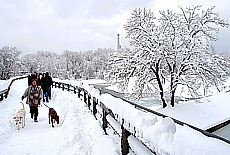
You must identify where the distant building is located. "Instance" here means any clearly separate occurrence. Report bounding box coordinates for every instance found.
[117,34,121,51]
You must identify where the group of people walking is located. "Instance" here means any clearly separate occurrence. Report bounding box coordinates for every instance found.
[21,71,53,122]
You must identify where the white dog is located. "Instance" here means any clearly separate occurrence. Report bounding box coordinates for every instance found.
[13,101,26,130]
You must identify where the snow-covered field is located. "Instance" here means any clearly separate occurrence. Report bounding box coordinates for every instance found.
[0,77,230,155]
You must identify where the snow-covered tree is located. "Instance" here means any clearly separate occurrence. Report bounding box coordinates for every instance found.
[20,51,65,78]
[80,49,113,79]
[106,48,139,92]
[0,46,21,79]
[90,48,113,79]
[62,50,80,79]
[108,6,229,108]
[20,48,112,80]
[20,53,37,74]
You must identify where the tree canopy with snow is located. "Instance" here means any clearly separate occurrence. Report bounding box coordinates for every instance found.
[0,46,21,80]
[18,48,113,80]
[107,5,230,108]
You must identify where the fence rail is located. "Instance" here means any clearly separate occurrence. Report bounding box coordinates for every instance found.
[52,81,230,155]
[0,76,28,102]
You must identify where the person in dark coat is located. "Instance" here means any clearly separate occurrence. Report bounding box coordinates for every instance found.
[31,72,37,80]
[35,74,41,86]
[28,74,32,86]
[46,72,53,100]
[40,73,49,102]
[28,72,39,86]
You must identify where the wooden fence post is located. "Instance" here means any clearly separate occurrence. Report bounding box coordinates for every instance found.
[67,84,70,91]
[84,91,87,103]
[0,94,3,101]
[78,88,81,98]
[88,94,91,109]
[121,119,130,155]
[62,83,64,91]
[102,105,108,134]
[5,90,9,99]
[93,97,97,117]
[74,86,76,94]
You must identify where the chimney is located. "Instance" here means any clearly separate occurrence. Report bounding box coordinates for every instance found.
[117,34,121,51]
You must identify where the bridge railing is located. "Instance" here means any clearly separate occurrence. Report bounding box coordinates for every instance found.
[53,81,230,155]
[1,77,229,153]
[0,76,28,102]
[53,81,155,154]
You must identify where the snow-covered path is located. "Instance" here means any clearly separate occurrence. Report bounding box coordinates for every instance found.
[0,78,119,155]
[0,102,59,154]
[1,77,230,155]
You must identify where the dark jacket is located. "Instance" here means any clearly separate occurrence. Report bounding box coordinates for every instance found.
[47,76,53,87]
[28,75,32,86]
[41,77,49,92]
[46,72,53,87]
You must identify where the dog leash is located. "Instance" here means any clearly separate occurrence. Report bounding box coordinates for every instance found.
[43,102,50,109]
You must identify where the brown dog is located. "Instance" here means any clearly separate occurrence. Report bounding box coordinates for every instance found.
[49,108,59,128]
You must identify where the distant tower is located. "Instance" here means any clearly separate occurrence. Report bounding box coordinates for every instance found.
[117,34,121,51]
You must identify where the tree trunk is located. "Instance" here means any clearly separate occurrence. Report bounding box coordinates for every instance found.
[170,90,175,107]
[169,63,176,107]
[161,91,167,108]
[155,65,167,108]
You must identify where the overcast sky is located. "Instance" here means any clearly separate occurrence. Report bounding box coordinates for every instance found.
[0,0,230,54]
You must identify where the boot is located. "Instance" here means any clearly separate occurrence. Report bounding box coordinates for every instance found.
[34,115,38,122]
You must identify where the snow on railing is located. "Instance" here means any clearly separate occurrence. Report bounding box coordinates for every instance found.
[53,81,156,154]
[52,81,230,155]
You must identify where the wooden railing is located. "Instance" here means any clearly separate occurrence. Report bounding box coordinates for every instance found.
[2,77,229,154]
[0,88,9,101]
[53,81,230,155]
[53,81,155,154]
[1,77,229,154]
[0,76,28,102]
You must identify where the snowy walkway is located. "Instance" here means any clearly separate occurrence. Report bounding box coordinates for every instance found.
[1,78,230,155]
[0,78,119,155]
[0,104,59,154]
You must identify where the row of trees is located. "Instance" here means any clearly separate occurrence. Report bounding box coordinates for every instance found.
[19,48,114,80]
[0,47,115,80]
[0,5,229,108]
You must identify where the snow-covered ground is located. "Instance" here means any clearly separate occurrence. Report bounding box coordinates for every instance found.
[0,77,230,155]
[0,78,119,155]
[155,91,230,130]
